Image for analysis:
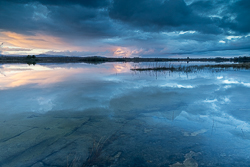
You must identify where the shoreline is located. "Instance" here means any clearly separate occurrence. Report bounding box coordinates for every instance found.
[0,56,250,64]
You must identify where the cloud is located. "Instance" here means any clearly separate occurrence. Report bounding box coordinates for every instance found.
[226,0,250,34]
[0,1,117,38]
[0,0,250,56]
[0,0,110,8]
[0,31,79,49]
[1,47,32,52]
[109,0,222,34]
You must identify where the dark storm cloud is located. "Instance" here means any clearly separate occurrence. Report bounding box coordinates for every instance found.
[1,0,249,37]
[0,0,250,56]
[109,0,192,27]
[109,0,223,34]
[189,0,225,14]
[0,1,38,35]
[189,0,250,35]
[109,0,250,35]
[2,0,110,8]
[0,0,117,38]
[45,5,117,38]
[227,0,250,34]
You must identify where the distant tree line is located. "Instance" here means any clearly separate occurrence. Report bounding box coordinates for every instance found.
[26,55,36,59]
[26,55,37,65]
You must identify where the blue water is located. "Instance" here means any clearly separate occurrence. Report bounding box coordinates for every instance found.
[0,62,250,166]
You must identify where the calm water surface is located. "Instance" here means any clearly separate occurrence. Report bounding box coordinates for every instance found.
[0,62,250,167]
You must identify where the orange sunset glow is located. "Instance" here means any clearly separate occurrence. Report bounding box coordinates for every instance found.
[113,47,145,57]
[0,31,83,55]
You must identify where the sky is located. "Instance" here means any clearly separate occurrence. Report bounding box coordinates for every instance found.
[0,0,250,57]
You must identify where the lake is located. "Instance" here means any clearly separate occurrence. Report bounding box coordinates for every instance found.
[0,62,250,167]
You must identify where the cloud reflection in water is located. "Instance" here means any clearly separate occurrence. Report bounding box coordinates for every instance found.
[0,62,250,166]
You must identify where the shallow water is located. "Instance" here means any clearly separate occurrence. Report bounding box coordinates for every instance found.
[0,62,250,167]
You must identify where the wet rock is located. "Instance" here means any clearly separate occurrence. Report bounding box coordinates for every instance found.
[41,138,89,167]
[183,129,207,137]
[114,151,122,159]
[170,151,199,167]
[144,128,152,133]
[131,157,147,167]
[0,114,89,167]
[31,162,44,167]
